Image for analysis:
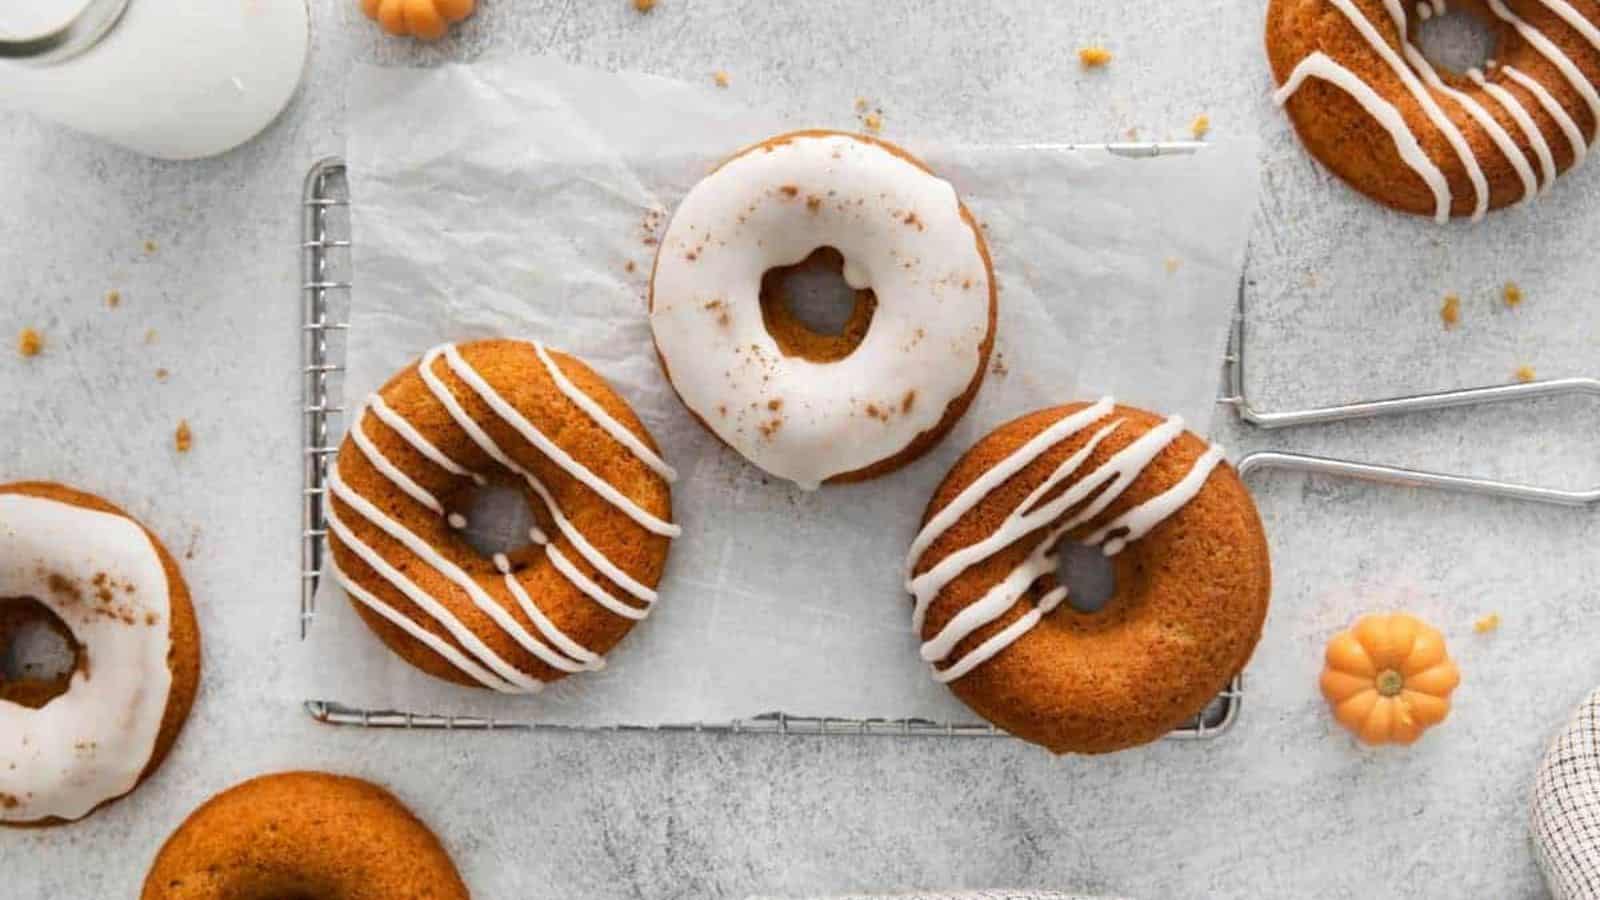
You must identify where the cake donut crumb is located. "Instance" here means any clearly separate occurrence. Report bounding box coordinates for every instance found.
[17,328,42,357]
[1440,294,1461,328]
[174,420,193,453]
[1516,365,1537,383]
[1475,612,1502,633]
[1504,282,1524,307]
[1078,46,1113,68]
[1190,114,1211,139]
[713,70,730,88]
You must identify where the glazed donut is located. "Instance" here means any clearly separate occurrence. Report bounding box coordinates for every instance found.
[0,482,199,826]
[904,400,1271,754]
[649,129,996,489]
[141,771,468,899]
[327,339,677,692]
[1267,0,1600,220]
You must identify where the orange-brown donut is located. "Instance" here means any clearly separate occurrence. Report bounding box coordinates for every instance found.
[141,771,468,899]
[327,339,676,692]
[1267,0,1600,219]
[906,402,1271,754]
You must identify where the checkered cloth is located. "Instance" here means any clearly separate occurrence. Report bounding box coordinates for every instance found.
[748,893,1123,900]
[1533,686,1600,900]
[748,883,1126,890]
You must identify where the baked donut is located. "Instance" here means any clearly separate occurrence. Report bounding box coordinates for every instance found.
[904,400,1271,754]
[1267,0,1600,220]
[327,339,678,692]
[141,771,468,899]
[0,482,199,826]
[650,129,996,489]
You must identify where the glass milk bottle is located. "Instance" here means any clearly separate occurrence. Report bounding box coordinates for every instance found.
[0,0,310,159]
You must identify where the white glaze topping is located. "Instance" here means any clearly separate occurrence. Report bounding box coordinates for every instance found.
[650,132,992,489]
[1276,0,1600,218]
[0,493,173,822]
[328,340,673,692]
[904,402,1226,683]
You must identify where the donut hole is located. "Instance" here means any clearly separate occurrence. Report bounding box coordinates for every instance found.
[0,596,82,709]
[444,479,545,571]
[759,246,878,363]
[1056,542,1117,614]
[1413,3,1498,75]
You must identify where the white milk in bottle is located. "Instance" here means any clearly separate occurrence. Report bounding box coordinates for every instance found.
[0,0,310,159]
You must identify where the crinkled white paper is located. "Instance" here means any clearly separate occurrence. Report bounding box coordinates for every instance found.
[299,56,1260,725]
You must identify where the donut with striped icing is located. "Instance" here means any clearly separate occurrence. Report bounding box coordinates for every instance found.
[326,339,677,692]
[1267,0,1600,220]
[906,401,1271,754]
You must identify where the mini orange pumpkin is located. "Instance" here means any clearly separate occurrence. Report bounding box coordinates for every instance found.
[361,0,475,41]
[1321,613,1461,745]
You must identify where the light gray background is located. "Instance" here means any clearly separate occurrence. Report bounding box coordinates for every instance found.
[2,2,1597,898]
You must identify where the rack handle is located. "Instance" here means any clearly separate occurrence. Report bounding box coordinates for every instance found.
[1235,451,1600,508]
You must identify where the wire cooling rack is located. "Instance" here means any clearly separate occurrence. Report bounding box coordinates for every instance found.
[298,150,1248,740]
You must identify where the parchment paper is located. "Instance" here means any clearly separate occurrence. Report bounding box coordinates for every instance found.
[299,56,1260,725]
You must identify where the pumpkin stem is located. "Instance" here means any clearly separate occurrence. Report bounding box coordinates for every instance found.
[1376,669,1404,697]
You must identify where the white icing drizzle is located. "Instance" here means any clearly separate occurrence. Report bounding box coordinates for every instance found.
[1487,0,1600,137]
[1469,67,1560,190]
[1276,0,1600,217]
[441,345,679,538]
[330,468,591,675]
[533,342,677,483]
[327,340,674,692]
[904,403,1225,683]
[350,405,445,516]
[417,345,661,605]
[1327,0,1491,219]
[1398,36,1540,201]
[1537,0,1600,60]
[0,493,174,823]
[326,499,540,692]
[1276,52,1453,221]
[1501,63,1590,165]
[326,549,520,693]
[368,394,487,487]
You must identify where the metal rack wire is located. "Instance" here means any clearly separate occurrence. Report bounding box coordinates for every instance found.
[296,153,1243,740]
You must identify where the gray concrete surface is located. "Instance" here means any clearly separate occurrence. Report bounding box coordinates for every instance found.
[3,2,1598,897]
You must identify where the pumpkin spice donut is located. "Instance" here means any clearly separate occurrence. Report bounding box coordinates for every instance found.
[0,481,200,826]
[1267,0,1600,221]
[905,400,1271,754]
[141,771,468,899]
[649,129,997,489]
[327,338,678,693]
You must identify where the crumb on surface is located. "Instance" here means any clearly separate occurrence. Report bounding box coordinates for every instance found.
[713,70,730,88]
[862,113,883,134]
[1124,126,1140,141]
[1440,293,1461,328]
[1515,365,1536,383]
[144,328,158,344]
[143,240,158,254]
[1503,281,1523,307]
[175,419,193,453]
[155,368,169,381]
[1474,613,1501,634]
[106,290,121,308]
[1190,114,1211,140]
[1164,257,1182,274]
[624,260,636,273]
[17,328,42,357]
[633,0,656,11]
[1078,46,1113,68]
